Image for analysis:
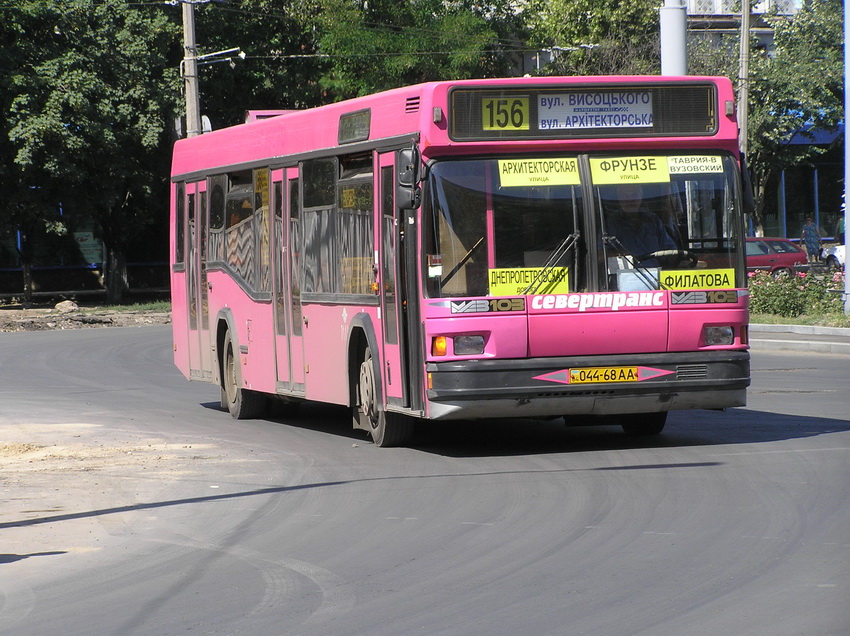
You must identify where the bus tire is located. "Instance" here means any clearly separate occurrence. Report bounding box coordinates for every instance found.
[621,412,667,436]
[222,329,266,419]
[355,347,414,447]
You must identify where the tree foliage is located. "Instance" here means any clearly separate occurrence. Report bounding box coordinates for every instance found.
[527,0,661,75]
[688,1,844,234]
[2,0,181,300]
[188,0,324,128]
[309,0,524,99]
[744,0,844,233]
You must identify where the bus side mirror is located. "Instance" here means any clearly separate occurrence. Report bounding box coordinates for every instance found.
[396,147,421,210]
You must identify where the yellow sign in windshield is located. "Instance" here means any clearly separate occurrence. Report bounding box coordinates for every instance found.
[498,158,580,187]
[590,156,670,184]
[489,267,569,296]
[661,268,735,290]
[668,155,724,174]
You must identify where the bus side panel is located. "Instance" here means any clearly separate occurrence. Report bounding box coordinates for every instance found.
[172,274,190,379]
[668,304,750,351]
[301,303,374,406]
[171,185,191,380]
[528,310,668,357]
[207,271,278,394]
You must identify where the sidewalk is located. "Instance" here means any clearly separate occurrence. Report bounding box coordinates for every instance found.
[749,323,850,354]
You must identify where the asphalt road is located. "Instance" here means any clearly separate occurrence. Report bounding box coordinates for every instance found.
[1,326,848,636]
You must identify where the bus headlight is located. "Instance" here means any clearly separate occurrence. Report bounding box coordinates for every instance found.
[431,335,486,356]
[453,335,485,355]
[704,326,734,346]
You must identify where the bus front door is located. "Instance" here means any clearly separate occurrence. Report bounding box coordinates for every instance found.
[378,154,409,407]
[187,180,212,381]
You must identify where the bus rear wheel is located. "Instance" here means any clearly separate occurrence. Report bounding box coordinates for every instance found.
[355,347,414,447]
[621,412,667,436]
[222,329,266,419]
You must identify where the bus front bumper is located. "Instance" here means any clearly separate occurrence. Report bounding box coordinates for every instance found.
[424,350,750,421]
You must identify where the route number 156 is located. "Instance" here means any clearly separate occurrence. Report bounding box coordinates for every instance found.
[482,97,529,131]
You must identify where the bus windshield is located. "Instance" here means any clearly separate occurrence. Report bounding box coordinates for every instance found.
[424,153,743,298]
[425,158,585,298]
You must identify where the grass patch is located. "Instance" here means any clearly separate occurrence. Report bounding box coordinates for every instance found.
[84,301,171,313]
[749,312,850,328]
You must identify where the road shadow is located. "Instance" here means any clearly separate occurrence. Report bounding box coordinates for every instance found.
[0,551,67,564]
[413,409,850,458]
[207,400,850,459]
[4,405,845,531]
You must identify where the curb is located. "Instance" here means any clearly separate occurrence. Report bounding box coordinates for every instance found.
[749,323,850,354]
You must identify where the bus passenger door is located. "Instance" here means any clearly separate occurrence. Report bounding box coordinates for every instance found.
[272,171,292,390]
[286,170,306,392]
[187,180,212,380]
[378,154,408,406]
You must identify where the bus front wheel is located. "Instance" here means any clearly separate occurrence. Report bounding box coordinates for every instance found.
[355,347,414,447]
[621,412,667,436]
[222,329,266,419]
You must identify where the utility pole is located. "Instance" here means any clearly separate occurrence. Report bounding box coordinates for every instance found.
[182,2,202,138]
[737,0,750,156]
[659,0,688,76]
[844,0,849,315]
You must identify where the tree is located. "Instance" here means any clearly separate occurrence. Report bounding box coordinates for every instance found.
[3,0,181,302]
[187,0,326,129]
[306,0,525,100]
[742,1,844,235]
[526,0,661,76]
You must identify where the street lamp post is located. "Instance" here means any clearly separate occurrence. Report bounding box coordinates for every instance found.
[738,0,750,156]
[174,0,243,138]
[181,2,202,138]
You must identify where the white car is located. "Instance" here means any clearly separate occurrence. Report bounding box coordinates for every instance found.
[820,243,845,269]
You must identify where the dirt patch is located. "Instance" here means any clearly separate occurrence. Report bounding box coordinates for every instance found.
[0,306,171,332]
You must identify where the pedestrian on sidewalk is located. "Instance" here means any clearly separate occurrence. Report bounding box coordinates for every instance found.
[800,216,822,263]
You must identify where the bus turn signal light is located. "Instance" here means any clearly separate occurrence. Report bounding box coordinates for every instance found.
[432,336,448,356]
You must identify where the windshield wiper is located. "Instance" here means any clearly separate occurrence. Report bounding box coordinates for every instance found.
[522,232,579,295]
[602,233,665,290]
[440,236,484,288]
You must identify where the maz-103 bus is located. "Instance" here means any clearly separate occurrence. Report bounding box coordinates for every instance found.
[170,75,751,447]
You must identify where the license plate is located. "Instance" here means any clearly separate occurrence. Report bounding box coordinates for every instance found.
[568,366,639,384]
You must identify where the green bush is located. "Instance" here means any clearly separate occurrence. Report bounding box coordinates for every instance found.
[748,269,846,317]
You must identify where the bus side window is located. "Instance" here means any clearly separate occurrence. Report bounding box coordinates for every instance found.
[208,175,226,262]
[175,183,185,265]
[224,170,256,287]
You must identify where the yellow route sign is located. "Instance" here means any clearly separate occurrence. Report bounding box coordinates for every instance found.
[498,158,580,187]
[590,156,670,184]
[489,267,569,296]
[661,268,735,290]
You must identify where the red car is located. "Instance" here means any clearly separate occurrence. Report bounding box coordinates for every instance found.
[746,237,808,277]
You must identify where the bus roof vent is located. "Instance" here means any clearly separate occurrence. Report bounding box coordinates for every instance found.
[405,96,420,113]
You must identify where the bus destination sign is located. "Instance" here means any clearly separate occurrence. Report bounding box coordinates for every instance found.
[537,91,653,131]
[450,83,716,140]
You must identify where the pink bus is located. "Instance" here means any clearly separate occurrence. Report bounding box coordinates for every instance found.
[170,76,751,446]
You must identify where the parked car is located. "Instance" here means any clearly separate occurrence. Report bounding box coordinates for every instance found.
[746,237,808,277]
[820,243,845,270]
